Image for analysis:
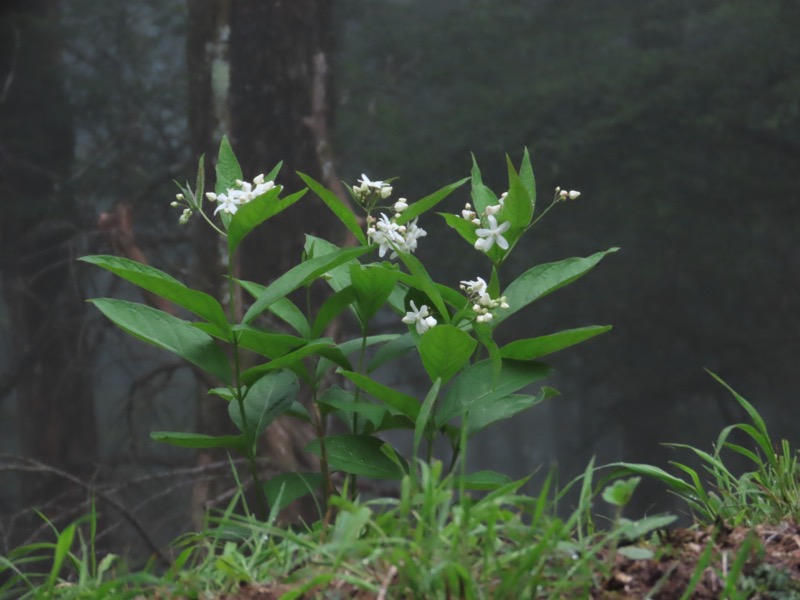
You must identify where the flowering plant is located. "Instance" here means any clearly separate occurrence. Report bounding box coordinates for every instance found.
[82,138,616,517]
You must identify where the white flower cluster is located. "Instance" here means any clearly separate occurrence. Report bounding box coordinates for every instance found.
[366,213,427,259]
[206,174,278,216]
[460,276,509,323]
[402,300,437,334]
[459,193,511,253]
[354,174,392,203]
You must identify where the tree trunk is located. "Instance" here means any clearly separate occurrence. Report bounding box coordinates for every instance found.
[0,0,97,508]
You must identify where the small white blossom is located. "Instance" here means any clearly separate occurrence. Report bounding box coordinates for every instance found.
[214,193,241,215]
[206,192,217,202]
[355,174,393,203]
[213,176,278,215]
[485,204,502,216]
[460,277,488,296]
[402,300,437,335]
[367,213,426,259]
[559,190,569,199]
[474,215,511,252]
[393,198,409,213]
[568,190,581,200]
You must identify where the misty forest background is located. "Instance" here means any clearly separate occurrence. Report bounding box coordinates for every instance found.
[1,0,798,562]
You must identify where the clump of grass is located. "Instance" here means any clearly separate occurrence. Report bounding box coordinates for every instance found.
[612,371,800,526]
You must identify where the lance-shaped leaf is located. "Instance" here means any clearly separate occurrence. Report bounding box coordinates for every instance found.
[215,136,243,196]
[466,388,559,436]
[151,432,246,453]
[500,325,612,361]
[240,339,348,386]
[339,370,420,420]
[299,172,367,245]
[439,212,479,247]
[263,472,325,515]
[435,359,551,428]
[227,188,306,254]
[395,177,468,225]
[306,434,404,479]
[394,251,449,322]
[317,386,389,431]
[502,155,533,229]
[229,370,299,438]
[243,245,372,324]
[492,248,619,328]
[418,325,476,385]
[470,154,497,215]
[519,147,536,214]
[312,286,357,338]
[367,333,413,372]
[232,325,306,359]
[350,263,397,324]
[304,235,354,292]
[90,298,231,383]
[414,378,441,459]
[80,256,230,332]
[239,280,310,337]
[453,471,512,491]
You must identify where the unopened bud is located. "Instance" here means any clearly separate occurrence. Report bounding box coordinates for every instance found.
[170,201,180,208]
[253,173,265,185]
[568,190,581,200]
[559,190,568,199]
[393,199,408,212]
[206,192,217,202]
[176,193,185,201]
[381,186,393,199]
[486,204,501,216]
[179,208,192,225]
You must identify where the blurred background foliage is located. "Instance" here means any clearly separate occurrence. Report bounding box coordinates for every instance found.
[1,0,798,557]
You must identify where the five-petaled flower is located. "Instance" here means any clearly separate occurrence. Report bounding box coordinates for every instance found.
[401,300,437,335]
[474,215,511,252]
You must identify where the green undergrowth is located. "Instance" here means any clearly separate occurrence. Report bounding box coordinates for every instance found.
[2,376,798,599]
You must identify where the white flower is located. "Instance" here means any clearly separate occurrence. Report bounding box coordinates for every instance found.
[568,190,581,200]
[402,301,437,335]
[214,192,241,215]
[367,213,426,259]
[485,204,502,216]
[460,276,487,296]
[474,215,511,252]
[393,199,409,213]
[396,218,426,255]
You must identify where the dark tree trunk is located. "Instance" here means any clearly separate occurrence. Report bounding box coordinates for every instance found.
[0,0,97,506]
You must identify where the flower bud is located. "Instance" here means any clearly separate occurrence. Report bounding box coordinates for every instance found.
[486,204,501,216]
[393,199,409,212]
[206,192,217,202]
[253,173,265,185]
[559,190,568,199]
[381,186,393,199]
[170,201,180,208]
[175,193,185,201]
[568,190,581,200]
[179,208,192,225]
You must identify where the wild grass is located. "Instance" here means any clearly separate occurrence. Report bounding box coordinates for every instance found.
[1,374,797,598]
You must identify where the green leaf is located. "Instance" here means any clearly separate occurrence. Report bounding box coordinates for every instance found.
[607,462,697,497]
[240,280,310,337]
[299,172,367,245]
[80,255,230,332]
[303,235,355,292]
[263,472,325,514]
[317,386,389,431]
[366,333,414,372]
[90,298,231,383]
[305,434,404,479]
[243,245,372,324]
[350,263,397,325]
[470,154,497,215]
[439,212,479,247]
[151,431,246,452]
[240,339,344,386]
[466,388,559,435]
[602,477,641,507]
[215,136,243,195]
[519,147,536,214]
[502,155,533,229]
[312,286,357,338]
[396,178,468,225]
[394,251,449,322]
[48,523,76,590]
[339,370,420,420]
[436,359,551,427]
[492,248,619,328]
[228,370,299,438]
[453,470,512,491]
[418,325,476,384]
[227,188,306,254]
[414,378,441,459]
[233,325,305,359]
[500,325,612,360]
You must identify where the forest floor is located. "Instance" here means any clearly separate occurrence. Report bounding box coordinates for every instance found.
[201,522,800,600]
